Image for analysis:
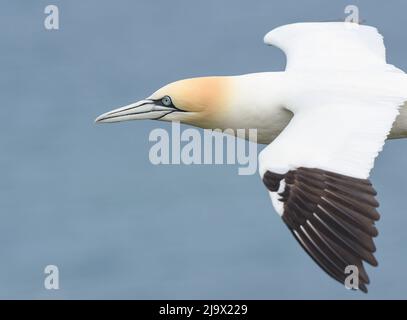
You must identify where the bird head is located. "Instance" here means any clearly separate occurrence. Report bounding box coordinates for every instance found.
[95,77,232,129]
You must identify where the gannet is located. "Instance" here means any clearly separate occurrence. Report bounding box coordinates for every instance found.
[96,22,407,292]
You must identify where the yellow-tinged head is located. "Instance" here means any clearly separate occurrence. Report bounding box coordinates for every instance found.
[95,76,232,129]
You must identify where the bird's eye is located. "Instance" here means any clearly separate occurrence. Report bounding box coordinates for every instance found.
[161,96,172,107]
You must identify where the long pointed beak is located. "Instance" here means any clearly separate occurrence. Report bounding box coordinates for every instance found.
[95,99,176,123]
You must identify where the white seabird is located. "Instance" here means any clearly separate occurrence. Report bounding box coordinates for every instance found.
[96,22,407,292]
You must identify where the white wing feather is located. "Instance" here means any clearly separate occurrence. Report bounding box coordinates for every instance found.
[264,22,403,73]
[260,22,407,217]
[258,22,407,290]
[259,96,405,180]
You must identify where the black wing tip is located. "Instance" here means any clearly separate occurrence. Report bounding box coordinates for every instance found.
[347,282,368,293]
[359,283,368,293]
[265,167,381,293]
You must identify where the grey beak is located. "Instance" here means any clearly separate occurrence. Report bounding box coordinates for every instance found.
[95,99,176,123]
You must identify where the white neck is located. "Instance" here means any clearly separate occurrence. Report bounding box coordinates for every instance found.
[221,72,292,144]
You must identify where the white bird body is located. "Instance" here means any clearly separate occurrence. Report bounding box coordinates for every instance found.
[224,71,407,144]
[96,22,407,292]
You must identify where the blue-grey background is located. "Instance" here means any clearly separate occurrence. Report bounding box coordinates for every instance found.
[1,0,407,299]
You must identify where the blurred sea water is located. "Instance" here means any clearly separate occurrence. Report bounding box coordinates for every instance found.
[1,0,407,299]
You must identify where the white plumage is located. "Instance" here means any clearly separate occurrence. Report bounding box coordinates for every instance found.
[97,22,407,292]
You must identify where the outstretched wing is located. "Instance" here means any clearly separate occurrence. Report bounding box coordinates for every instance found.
[259,97,406,292]
[264,22,403,73]
[260,22,407,292]
[263,167,379,293]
